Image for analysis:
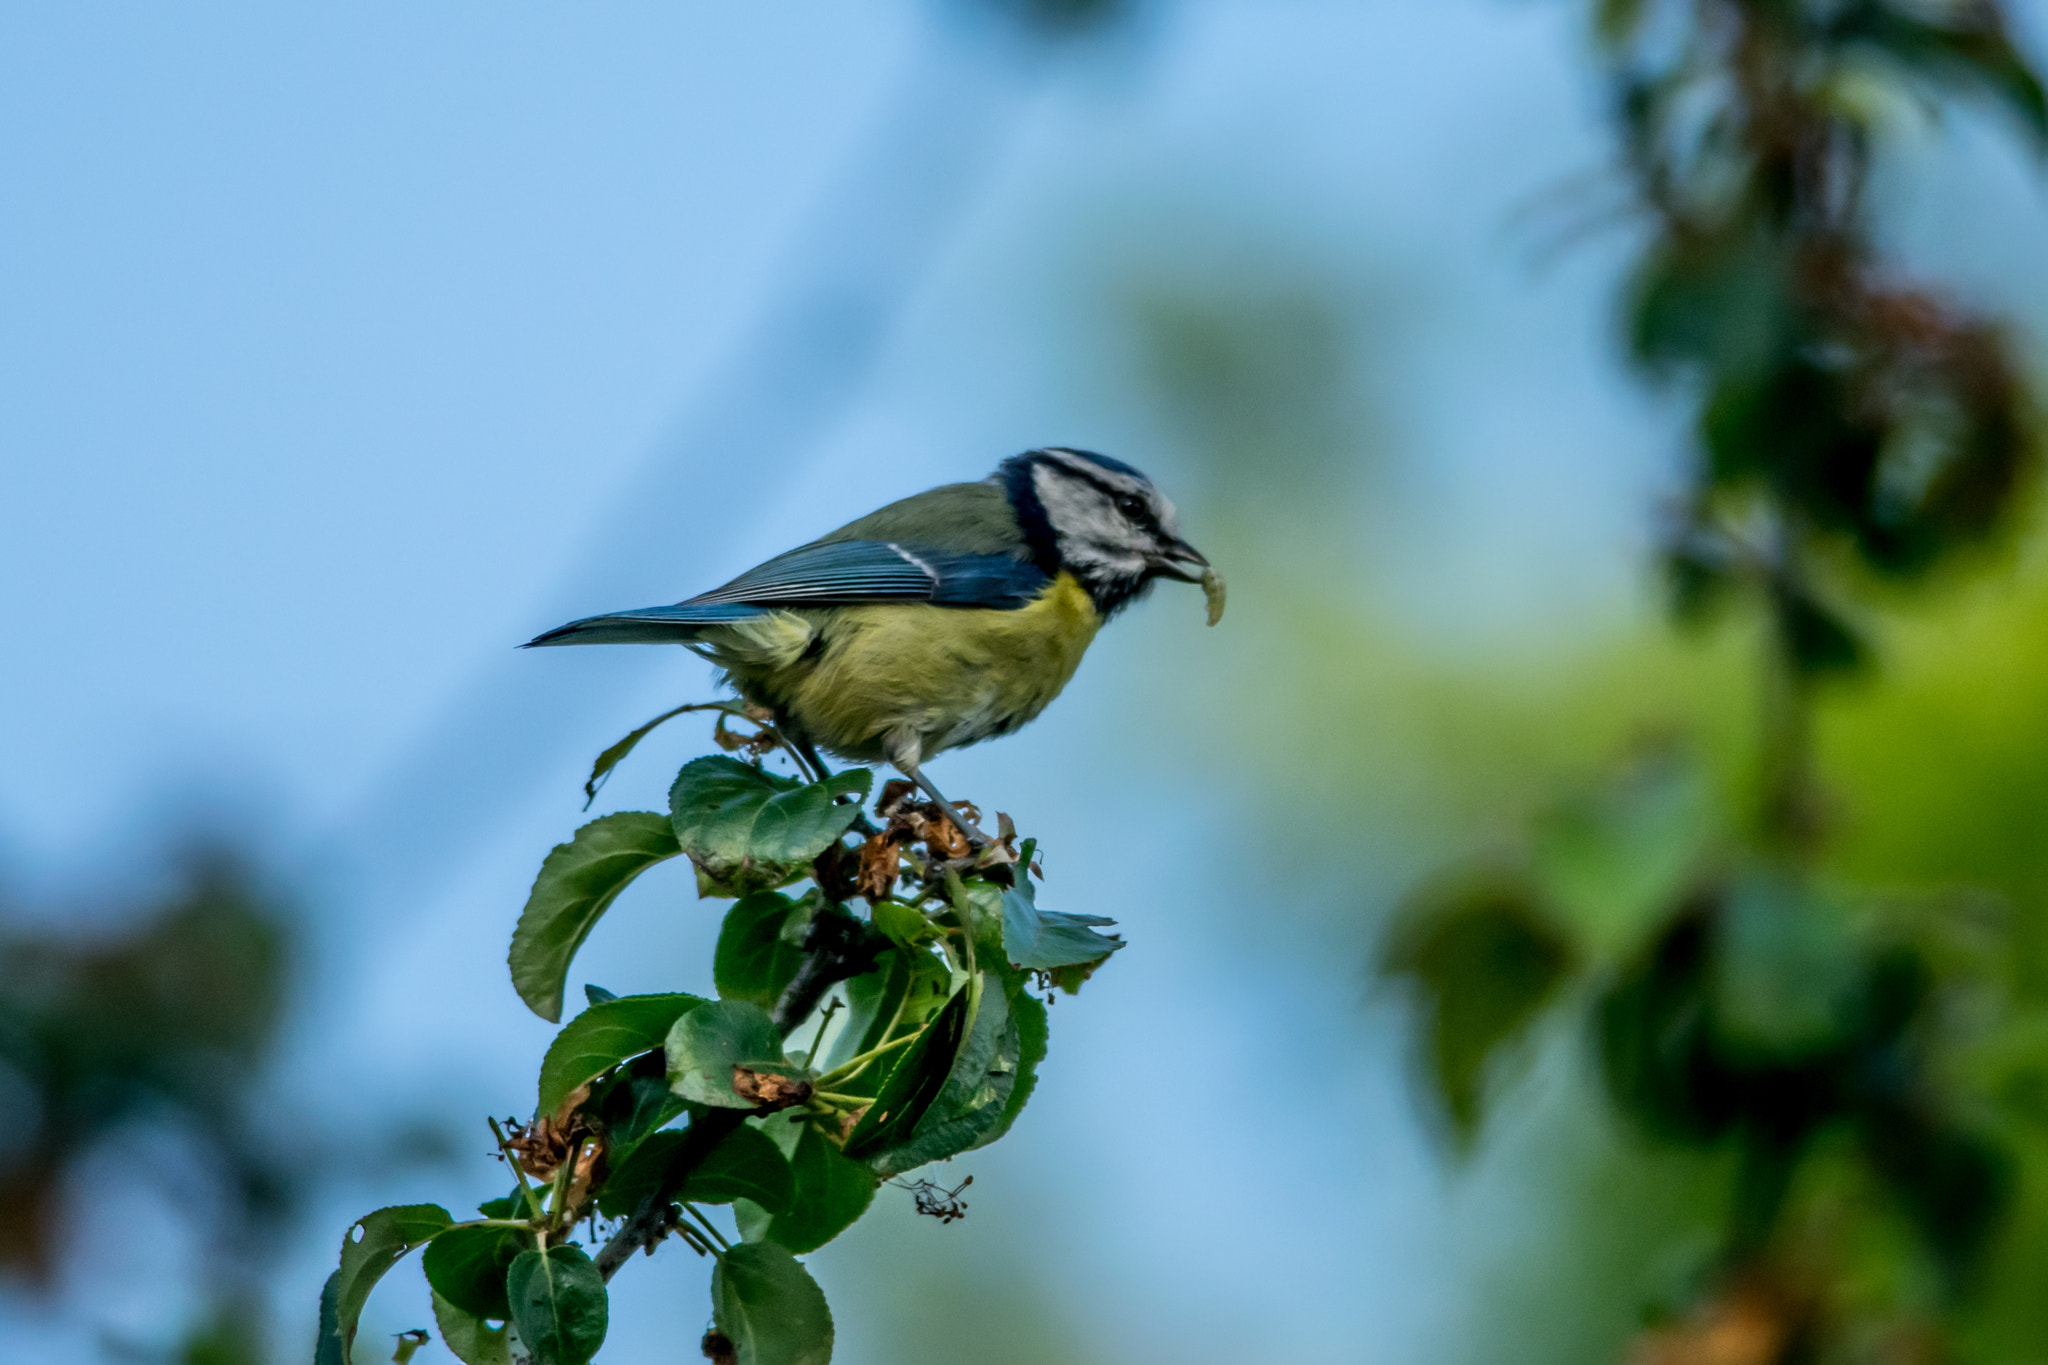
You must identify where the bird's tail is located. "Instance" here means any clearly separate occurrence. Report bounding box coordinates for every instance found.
[522,602,768,647]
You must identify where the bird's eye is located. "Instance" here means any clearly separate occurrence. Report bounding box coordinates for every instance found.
[1114,494,1146,519]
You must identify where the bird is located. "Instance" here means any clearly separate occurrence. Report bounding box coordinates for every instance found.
[525,447,1221,843]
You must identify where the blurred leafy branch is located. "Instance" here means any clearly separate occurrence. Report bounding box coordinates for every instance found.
[0,850,300,1363]
[1383,3,2048,1364]
[316,709,1122,1365]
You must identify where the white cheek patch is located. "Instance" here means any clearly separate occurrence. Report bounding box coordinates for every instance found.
[1032,461,1160,577]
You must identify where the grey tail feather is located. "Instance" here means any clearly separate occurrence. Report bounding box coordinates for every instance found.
[521,602,768,648]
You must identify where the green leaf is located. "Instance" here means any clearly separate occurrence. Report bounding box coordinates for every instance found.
[592,1052,695,1158]
[1711,874,1862,1063]
[598,1122,795,1218]
[511,812,682,1022]
[864,978,1015,1178]
[984,989,1049,1147]
[507,1245,607,1365]
[1837,9,2048,150]
[1532,753,1711,962]
[538,992,708,1117]
[715,893,807,1008]
[670,756,871,896]
[477,1190,523,1221]
[736,1119,879,1254]
[315,1272,344,1365]
[864,974,1041,1177]
[1594,0,1646,46]
[668,999,803,1109]
[1383,874,1575,1142]
[422,1225,525,1322]
[870,900,939,949]
[584,984,618,1005]
[843,985,972,1160]
[583,702,710,808]
[431,1290,512,1365]
[819,953,911,1074]
[1771,579,1868,677]
[999,879,1123,972]
[320,1205,454,1365]
[711,1242,834,1365]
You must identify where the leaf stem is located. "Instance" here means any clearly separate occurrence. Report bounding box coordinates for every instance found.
[801,996,844,1071]
[680,1202,732,1252]
[815,1027,918,1088]
[487,1118,548,1229]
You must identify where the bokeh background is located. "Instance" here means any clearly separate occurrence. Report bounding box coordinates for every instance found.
[6,1,2048,1361]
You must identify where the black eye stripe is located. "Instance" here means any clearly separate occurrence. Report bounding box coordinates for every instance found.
[1049,461,1161,534]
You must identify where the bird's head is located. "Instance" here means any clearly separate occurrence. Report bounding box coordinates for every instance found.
[995,447,1210,617]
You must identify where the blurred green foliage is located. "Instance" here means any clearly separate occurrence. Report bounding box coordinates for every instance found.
[0,848,297,1364]
[1365,3,2048,1362]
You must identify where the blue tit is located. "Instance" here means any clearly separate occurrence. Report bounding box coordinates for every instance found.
[526,447,1219,839]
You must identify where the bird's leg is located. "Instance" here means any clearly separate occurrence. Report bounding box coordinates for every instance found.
[783,723,878,835]
[792,733,831,782]
[884,730,989,850]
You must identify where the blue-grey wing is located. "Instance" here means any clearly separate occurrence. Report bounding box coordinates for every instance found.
[688,539,1048,610]
[524,540,1049,647]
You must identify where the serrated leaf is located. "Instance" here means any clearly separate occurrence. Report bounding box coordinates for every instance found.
[511,813,682,1022]
[715,893,807,1008]
[982,989,1048,1147]
[538,992,708,1117]
[668,999,803,1109]
[670,757,871,896]
[712,1242,834,1365]
[598,1122,794,1218]
[315,1272,344,1365]
[999,880,1123,971]
[843,985,971,1160]
[431,1290,512,1365]
[319,1205,454,1364]
[423,1225,525,1322]
[735,1120,879,1254]
[507,1245,607,1365]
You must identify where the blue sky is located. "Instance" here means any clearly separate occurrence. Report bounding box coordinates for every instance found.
[4,2,2044,1361]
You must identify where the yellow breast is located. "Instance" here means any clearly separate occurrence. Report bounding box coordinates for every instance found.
[736,573,1102,764]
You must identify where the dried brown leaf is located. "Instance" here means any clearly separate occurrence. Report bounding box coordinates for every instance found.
[731,1067,814,1112]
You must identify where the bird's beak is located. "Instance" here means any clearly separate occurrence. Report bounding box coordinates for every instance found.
[1148,537,1211,583]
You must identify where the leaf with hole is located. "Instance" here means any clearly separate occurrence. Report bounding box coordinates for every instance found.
[432,1290,512,1365]
[511,812,682,1022]
[316,1204,453,1365]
